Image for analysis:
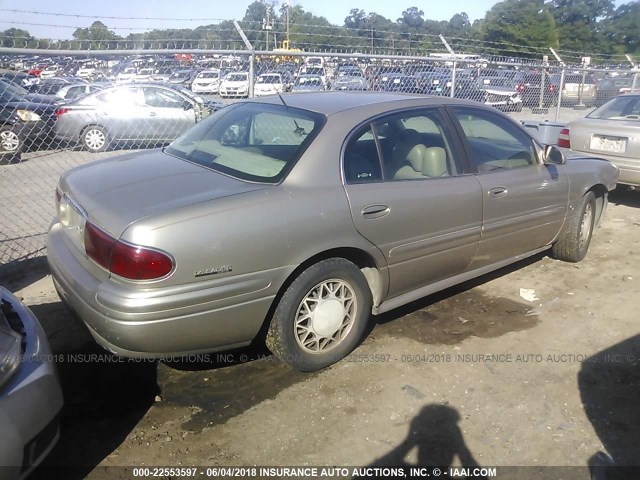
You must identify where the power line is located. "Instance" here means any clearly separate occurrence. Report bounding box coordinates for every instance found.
[0,8,227,22]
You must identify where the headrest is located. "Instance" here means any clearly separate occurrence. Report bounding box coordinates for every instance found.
[421,147,448,177]
[405,144,428,172]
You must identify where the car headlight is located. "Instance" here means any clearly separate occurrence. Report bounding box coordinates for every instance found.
[0,327,22,389]
[16,109,41,122]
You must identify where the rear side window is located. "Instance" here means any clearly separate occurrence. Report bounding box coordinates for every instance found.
[343,108,462,183]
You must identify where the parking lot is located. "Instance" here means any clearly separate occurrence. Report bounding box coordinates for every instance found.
[3,175,639,477]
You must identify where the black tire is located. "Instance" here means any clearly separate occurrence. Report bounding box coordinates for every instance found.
[0,126,23,163]
[552,191,597,263]
[81,125,109,152]
[266,258,372,372]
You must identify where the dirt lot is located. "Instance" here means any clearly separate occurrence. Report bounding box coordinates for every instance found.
[2,189,640,479]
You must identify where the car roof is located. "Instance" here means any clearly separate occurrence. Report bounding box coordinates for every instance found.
[247,91,476,116]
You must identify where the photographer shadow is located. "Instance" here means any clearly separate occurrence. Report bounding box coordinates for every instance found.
[579,334,640,480]
[365,404,486,479]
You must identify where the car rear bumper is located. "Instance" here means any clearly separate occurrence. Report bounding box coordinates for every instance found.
[0,287,63,480]
[570,151,640,187]
[47,222,284,359]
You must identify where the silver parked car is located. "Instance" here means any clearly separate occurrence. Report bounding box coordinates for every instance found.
[52,83,211,152]
[0,286,63,479]
[47,92,618,372]
[559,93,640,186]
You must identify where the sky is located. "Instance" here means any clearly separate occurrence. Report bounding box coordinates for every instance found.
[0,0,634,40]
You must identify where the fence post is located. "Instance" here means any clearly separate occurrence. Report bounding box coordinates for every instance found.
[555,67,565,122]
[249,52,255,98]
[450,62,457,98]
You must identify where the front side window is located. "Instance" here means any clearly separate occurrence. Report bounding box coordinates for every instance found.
[452,107,536,172]
[165,103,324,183]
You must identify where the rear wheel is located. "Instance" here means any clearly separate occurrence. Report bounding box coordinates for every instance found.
[552,191,597,262]
[81,125,109,152]
[266,258,372,372]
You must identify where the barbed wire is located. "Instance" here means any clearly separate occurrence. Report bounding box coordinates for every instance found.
[1,20,636,65]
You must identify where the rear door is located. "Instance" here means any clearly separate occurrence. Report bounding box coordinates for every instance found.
[448,106,569,268]
[342,107,482,299]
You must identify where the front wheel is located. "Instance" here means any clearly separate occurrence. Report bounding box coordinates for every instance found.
[552,191,597,262]
[0,126,23,163]
[81,125,109,152]
[266,258,372,372]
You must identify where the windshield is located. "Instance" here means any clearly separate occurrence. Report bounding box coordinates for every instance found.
[165,103,325,183]
[477,78,513,88]
[0,79,28,99]
[337,69,362,77]
[257,75,281,84]
[588,95,640,120]
[295,76,322,86]
[226,73,248,82]
[199,72,219,79]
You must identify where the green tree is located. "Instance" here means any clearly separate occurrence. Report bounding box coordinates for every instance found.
[551,0,614,55]
[72,21,121,49]
[601,1,640,55]
[481,0,558,57]
[1,28,33,48]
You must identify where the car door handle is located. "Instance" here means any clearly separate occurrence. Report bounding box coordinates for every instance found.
[149,112,157,117]
[361,205,390,219]
[488,187,508,198]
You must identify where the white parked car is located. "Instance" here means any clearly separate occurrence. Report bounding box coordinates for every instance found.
[191,70,222,94]
[116,67,137,83]
[254,73,286,97]
[134,68,156,82]
[219,72,250,98]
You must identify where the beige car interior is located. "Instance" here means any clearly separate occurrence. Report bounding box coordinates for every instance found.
[390,132,450,179]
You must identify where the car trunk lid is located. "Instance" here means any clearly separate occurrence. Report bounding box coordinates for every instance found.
[59,149,269,240]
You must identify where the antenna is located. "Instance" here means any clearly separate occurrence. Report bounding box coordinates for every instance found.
[277,92,288,108]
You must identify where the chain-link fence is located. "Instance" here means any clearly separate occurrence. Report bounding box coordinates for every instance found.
[1,45,639,267]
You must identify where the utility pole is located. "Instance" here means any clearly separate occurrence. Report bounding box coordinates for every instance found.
[370,28,374,54]
[286,0,290,46]
[262,5,273,50]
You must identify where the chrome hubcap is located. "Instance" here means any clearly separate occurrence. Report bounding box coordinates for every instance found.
[294,279,357,353]
[0,130,20,152]
[85,129,105,150]
[579,202,593,248]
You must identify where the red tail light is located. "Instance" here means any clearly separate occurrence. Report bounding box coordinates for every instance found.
[549,84,556,93]
[517,83,525,93]
[55,108,70,119]
[84,222,174,280]
[557,128,571,148]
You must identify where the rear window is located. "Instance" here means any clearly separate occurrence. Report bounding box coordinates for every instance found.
[564,74,596,84]
[165,102,325,183]
[588,95,640,120]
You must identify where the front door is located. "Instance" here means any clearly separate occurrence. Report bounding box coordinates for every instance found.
[448,106,569,268]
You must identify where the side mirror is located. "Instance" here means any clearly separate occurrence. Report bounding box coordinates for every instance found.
[544,145,566,165]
